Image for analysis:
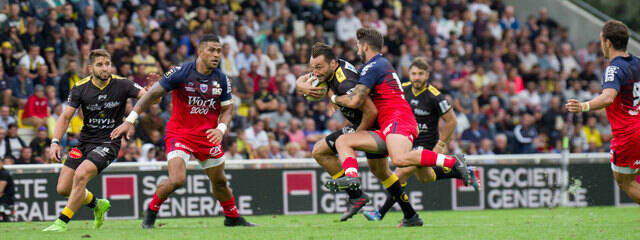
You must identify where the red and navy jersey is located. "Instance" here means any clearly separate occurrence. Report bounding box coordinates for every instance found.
[159,61,232,139]
[358,54,414,124]
[602,54,640,138]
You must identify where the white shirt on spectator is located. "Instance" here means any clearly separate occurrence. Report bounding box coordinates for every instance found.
[519,52,538,72]
[488,22,503,40]
[257,53,276,77]
[219,34,239,56]
[336,16,361,42]
[19,55,45,72]
[561,55,581,74]
[0,116,16,130]
[221,54,238,78]
[244,126,269,149]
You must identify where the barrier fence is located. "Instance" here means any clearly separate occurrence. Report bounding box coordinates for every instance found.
[3,153,633,222]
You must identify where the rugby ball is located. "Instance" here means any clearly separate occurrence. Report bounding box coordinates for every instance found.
[304,76,328,102]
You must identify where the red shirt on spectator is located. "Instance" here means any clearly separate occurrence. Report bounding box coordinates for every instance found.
[23,95,49,119]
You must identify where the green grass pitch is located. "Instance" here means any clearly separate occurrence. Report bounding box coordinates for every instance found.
[1,206,638,240]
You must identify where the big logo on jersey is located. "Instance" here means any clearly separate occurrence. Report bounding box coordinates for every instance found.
[211,82,222,95]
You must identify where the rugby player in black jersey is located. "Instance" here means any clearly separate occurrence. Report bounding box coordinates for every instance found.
[44,49,149,232]
[362,58,478,221]
[297,43,419,224]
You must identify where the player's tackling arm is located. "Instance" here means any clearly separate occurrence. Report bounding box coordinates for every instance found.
[332,84,370,109]
[110,83,167,140]
[566,88,617,112]
[356,96,378,132]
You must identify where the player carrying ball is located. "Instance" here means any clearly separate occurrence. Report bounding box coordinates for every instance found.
[111,34,255,228]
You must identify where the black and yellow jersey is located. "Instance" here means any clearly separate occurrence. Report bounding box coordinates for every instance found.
[67,75,142,144]
[402,82,451,149]
[327,59,365,127]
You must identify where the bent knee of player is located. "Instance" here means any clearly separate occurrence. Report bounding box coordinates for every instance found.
[57,185,71,197]
[72,170,93,185]
[212,178,228,191]
[169,175,186,189]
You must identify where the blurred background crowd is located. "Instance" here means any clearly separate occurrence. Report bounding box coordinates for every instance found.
[0,0,612,166]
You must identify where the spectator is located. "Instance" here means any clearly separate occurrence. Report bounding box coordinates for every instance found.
[11,65,34,101]
[21,22,44,52]
[335,6,361,43]
[0,128,7,159]
[232,69,255,104]
[5,124,24,160]
[226,141,245,160]
[132,45,160,74]
[560,43,581,75]
[220,43,238,78]
[15,147,35,164]
[493,133,510,154]
[0,106,14,132]
[303,118,323,151]
[29,127,50,159]
[22,85,49,129]
[140,104,165,141]
[264,101,292,130]
[536,8,558,34]
[254,78,278,115]
[513,112,537,153]
[19,45,45,78]
[117,142,139,163]
[499,5,519,32]
[98,4,118,32]
[236,44,257,72]
[33,65,55,87]
[582,116,602,150]
[58,60,80,102]
[273,121,290,147]
[1,42,18,76]
[283,142,305,158]
[461,117,488,145]
[244,120,269,149]
[269,141,284,159]
[286,118,305,147]
[77,5,97,33]
[138,143,160,170]
[570,121,588,153]
[479,138,495,155]
[0,66,13,107]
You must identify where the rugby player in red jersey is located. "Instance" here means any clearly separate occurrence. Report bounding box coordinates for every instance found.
[325,28,471,226]
[111,34,255,228]
[567,20,640,204]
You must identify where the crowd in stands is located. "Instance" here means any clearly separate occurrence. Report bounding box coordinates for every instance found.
[0,0,613,165]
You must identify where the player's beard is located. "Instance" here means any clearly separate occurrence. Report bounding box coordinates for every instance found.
[359,51,366,63]
[93,70,110,81]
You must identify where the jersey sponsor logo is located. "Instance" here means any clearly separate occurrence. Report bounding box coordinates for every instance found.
[439,100,451,113]
[87,118,116,125]
[104,101,121,109]
[605,66,619,82]
[417,123,429,131]
[188,96,216,115]
[86,104,101,111]
[98,94,107,101]
[414,108,431,116]
[200,83,208,93]
[343,61,357,74]
[211,82,222,95]
[360,62,376,76]
[69,148,83,159]
[410,99,419,106]
[209,145,223,157]
[174,142,194,152]
[335,68,346,83]
[164,66,181,78]
[185,87,196,92]
[225,76,232,94]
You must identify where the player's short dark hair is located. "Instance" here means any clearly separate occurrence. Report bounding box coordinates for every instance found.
[356,28,384,52]
[409,57,431,72]
[602,20,629,51]
[89,49,111,65]
[311,43,335,63]
[199,34,220,47]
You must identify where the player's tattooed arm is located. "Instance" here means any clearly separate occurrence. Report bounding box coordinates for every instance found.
[333,84,370,109]
[132,83,167,115]
[356,96,378,132]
